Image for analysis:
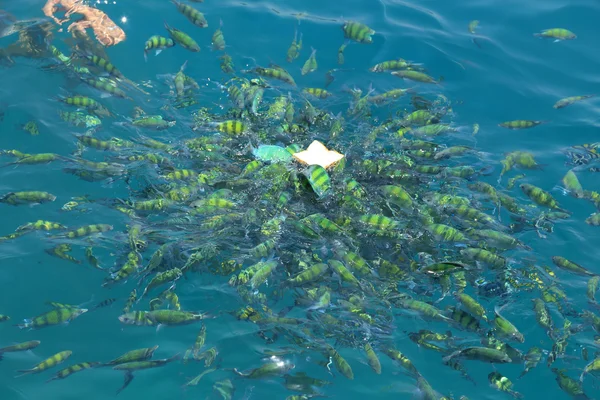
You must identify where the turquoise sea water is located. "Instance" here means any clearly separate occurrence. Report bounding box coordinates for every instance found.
[1,0,600,399]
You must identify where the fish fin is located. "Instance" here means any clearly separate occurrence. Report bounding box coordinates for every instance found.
[116,371,134,395]
[143,52,148,62]
[442,350,460,363]
[15,319,31,329]
[154,49,163,57]
[180,60,188,72]
[15,369,33,378]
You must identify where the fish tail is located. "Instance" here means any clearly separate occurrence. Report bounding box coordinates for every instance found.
[180,60,188,72]
[144,51,148,63]
[15,369,33,378]
[15,319,31,329]
[509,390,524,399]
[442,350,460,363]
[197,311,215,319]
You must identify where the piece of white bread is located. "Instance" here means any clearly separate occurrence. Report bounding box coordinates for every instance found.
[292,140,344,169]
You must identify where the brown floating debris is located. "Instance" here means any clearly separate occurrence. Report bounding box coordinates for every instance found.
[42,0,126,47]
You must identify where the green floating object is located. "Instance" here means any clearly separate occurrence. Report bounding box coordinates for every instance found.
[253,145,293,163]
[304,164,331,198]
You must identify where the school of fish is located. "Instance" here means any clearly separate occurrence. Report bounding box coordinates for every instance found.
[0,2,599,400]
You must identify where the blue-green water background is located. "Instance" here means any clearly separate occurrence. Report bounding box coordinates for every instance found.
[1,0,600,398]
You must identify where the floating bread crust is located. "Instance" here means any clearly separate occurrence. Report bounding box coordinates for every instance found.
[43,0,125,46]
[292,140,344,169]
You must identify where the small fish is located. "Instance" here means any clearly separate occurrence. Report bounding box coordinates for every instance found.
[552,368,589,399]
[132,115,175,130]
[21,120,39,135]
[118,310,208,326]
[456,293,487,322]
[123,289,137,314]
[342,21,375,43]
[0,340,41,360]
[587,213,600,226]
[171,0,208,27]
[580,357,600,382]
[443,347,511,364]
[234,359,295,379]
[499,120,546,129]
[81,77,130,100]
[363,343,382,374]
[286,29,302,62]
[301,47,318,76]
[47,362,101,382]
[303,88,331,99]
[493,306,525,343]
[16,351,72,377]
[105,346,159,366]
[468,20,479,34]
[303,165,331,198]
[144,35,175,61]
[534,28,576,41]
[520,183,568,212]
[507,174,525,190]
[392,70,438,84]
[212,20,226,50]
[219,54,234,73]
[553,95,594,109]
[552,256,597,277]
[519,347,542,378]
[488,372,523,398]
[0,191,56,205]
[164,22,200,52]
[337,43,346,65]
[113,353,180,371]
[17,307,87,329]
[587,276,599,303]
[92,298,117,310]
[561,169,584,198]
[140,268,183,299]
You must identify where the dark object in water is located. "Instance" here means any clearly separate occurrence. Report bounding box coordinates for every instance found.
[477,281,507,298]
[0,10,48,39]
